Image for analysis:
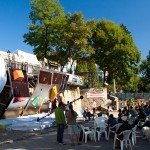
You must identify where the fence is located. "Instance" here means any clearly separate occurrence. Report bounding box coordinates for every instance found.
[112,92,150,101]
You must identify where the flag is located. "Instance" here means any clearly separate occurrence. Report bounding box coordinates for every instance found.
[40,98,44,106]
[50,86,57,101]
[31,95,40,106]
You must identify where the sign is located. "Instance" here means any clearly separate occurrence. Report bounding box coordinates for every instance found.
[87,91,105,98]
[67,74,83,86]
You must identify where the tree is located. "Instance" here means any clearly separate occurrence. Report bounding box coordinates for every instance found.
[56,12,95,73]
[92,20,141,92]
[140,50,150,91]
[23,0,66,60]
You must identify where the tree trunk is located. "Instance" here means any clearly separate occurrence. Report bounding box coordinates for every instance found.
[113,78,116,93]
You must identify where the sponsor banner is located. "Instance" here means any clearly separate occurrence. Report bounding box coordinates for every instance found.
[67,74,83,86]
[87,92,105,98]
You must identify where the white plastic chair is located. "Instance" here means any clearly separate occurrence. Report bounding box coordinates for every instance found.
[117,123,123,128]
[94,121,108,141]
[132,125,137,146]
[138,119,145,127]
[80,125,96,143]
[113,130,132,150]
[107,123,122,140]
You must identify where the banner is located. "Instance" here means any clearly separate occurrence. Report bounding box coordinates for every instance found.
[50,86,58,101]
[31,95,40,106]
[87,91,106,98]
[67,74,83,85]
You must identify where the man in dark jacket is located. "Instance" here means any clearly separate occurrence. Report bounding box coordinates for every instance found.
[108,114,118,131]
[115,116,134,149]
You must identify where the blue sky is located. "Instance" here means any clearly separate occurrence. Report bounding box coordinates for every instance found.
[0,0,150,60]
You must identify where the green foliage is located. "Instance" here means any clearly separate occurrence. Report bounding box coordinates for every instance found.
[140,50,150,91]
[23,0,66,59]
[58,12,95,73]
[91,20,141,92]
[23,1,142,92]
[145,84,150,92]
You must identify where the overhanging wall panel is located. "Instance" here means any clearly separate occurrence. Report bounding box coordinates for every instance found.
[38,70,52,84]
[9,68,30,98]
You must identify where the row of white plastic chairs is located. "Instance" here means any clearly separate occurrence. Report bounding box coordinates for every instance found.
[80,123,137,150]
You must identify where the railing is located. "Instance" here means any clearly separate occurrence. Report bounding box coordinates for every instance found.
[111,92,150,101]
[4,59,86,87]
[5,59,45,75]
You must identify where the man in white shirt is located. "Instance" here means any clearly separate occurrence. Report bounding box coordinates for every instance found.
[93,100,97,119]
[94,113,106,128]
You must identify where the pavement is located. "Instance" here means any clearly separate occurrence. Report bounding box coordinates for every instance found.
[0,111,150,150]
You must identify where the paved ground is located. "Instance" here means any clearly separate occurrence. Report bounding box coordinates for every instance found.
[0,120,150,150]
[0,111,149,150]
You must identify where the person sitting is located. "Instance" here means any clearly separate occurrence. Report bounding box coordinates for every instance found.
[83,108,92,121]
[94,113,106,127]
[129,106,138,117]
[138,108,146,122]
[108,114,118,131]
[145,105,150,116]
[118,109,123,123]
[122,107,129,116]
[115,116,134,149]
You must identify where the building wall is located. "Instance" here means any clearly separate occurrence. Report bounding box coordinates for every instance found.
[64,87,108,112]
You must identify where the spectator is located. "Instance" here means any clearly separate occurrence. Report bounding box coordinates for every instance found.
[93,100,97,119]
[115,116,134,149]
[108,114,118,131]
[129,106,138,117]
[118,109,123,123]
[55,102,67,145]
[94,113,106,126]
[48,100,52,114]
[65,101,70,111]
[146,105,150,116]
[106,106,110,116]
[138,108,146,121]
[122,107,129,116]
[65,104,81,146]
[83,107,92,121]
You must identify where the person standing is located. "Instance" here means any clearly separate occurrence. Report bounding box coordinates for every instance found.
[65,101,70,111]
[65,104,81,146]
[55,102,67,145]
[48,100,52,114]
[93,99,97,119]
